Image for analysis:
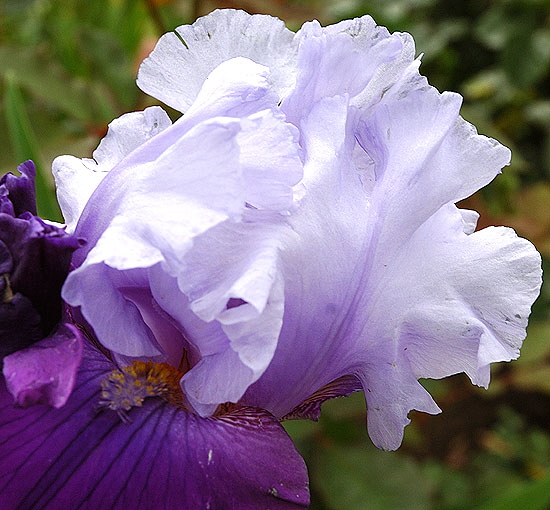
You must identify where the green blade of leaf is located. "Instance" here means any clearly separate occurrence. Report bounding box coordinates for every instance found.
[3,72,61,221]
[0,46,94,123]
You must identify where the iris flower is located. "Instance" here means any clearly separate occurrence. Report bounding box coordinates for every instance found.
[1,9,542,508]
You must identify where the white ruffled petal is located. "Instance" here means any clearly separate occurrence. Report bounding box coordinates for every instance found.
[92,106,172,170]
[51,155,107,233]
[357,84,511,266]
[366,204,542,389]
[137,9,297,112]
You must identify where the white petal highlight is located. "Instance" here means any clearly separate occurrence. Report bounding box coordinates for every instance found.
[51,155,107,233]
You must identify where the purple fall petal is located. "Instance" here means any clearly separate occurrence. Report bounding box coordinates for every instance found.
[0,341,309,509]
[0,211,82,340]
[1,159,85,417]
[3,324,83,408]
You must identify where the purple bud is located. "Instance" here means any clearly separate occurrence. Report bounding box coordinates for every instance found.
[0,161,83,357]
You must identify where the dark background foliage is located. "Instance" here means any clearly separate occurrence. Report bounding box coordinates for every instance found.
[1,1,549,508]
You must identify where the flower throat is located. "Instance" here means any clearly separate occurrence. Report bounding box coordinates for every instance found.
[98,361,186,421]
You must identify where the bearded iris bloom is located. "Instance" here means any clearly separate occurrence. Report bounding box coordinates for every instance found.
[0,9,543,508]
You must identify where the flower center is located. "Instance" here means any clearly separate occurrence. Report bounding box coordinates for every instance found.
[98,361,186,421]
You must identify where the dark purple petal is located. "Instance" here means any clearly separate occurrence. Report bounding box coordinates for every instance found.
[0,161,37,217]
[0,292,42,358]
[10,214,83,333]
[0,189,15,216]
[0,341,310,509]
[0,160,84,354]
[3,324,83,408]
[283,375,362,421]
[0,213,83,338]
[0,240,12,274]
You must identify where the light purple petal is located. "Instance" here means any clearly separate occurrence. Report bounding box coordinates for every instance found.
[242,95,371,415]
[147,269,227,360]
[62,59,303,409]
[237,109,302,211]
[70,58,292,259]
[283,16,403,124]
[357,348,441,451]
[62,117,248,358]
[0,341,309,509]
[64,264,163,357]
[53,107,171,232]
[143,217,287,414]
[170,95,363,414]
[3,324,83,408]
[242,77,540,450]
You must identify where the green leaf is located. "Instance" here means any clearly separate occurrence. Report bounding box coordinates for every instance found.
[0,45,97,123]
[474,477,550,510]
[3,72,61,221]
[311,442,432,510]
[516,321,550,366]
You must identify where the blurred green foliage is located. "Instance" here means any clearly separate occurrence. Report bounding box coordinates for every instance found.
[1,1,549,508]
